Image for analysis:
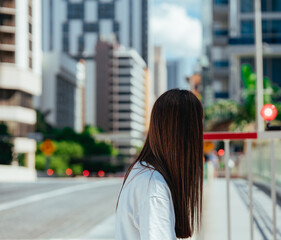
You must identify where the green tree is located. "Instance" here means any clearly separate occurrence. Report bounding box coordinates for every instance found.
[241,64,281,121]
[35,110,54,133]
[36,140,84,176]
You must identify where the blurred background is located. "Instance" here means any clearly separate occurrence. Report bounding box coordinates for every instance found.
[0,0,281,239]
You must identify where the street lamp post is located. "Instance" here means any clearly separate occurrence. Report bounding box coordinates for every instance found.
[255,0,264,132]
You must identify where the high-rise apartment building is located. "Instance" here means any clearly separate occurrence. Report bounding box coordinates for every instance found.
[206,0,281,101]
[154,46,167,98]
[167,60,179,90]
[40,53,85,132]
[96,40,146,157]
[42,0,151,126]
[0,0,41,168]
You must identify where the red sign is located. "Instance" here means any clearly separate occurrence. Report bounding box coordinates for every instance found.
[260,104,278,121]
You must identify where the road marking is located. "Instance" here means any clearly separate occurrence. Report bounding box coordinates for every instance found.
[0,180,121,212]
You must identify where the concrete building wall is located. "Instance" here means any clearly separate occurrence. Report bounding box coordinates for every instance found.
[0,0,42,168]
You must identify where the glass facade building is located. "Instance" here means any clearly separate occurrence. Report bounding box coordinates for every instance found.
[205,0,281,101]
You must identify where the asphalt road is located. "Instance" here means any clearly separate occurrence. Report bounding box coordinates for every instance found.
[0,178,123,240]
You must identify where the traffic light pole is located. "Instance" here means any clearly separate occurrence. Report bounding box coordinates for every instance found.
[255,0,264,132]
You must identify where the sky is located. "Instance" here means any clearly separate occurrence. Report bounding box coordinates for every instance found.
[151,0,202,88]
[151,0,202,60]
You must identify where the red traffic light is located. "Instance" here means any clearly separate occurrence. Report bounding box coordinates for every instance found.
[218,149,225,156]
[66,168,72,176]
[83,170,90,177]
[98,170,105,177]
[260,104,277,121]
[47,169,53,176]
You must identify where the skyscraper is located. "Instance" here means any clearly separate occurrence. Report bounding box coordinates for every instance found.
[40,53,85,132]
[205,0,281,101]
[167,60,179,90]
[0,0,41,168]
[42,0,151,126]
[154,46,167,98]
[96,39,146,157]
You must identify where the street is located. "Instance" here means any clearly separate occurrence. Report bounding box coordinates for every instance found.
[0,178,123,240]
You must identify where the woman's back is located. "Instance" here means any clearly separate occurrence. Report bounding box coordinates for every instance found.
[115,89,203,239]
[115,161,177,240]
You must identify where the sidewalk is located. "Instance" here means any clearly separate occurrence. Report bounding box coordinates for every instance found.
[201,178,281,240]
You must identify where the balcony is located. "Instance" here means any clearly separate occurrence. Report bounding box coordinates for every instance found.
[0,51,15,63]
[0,43,15,51]
[0,34,15,44]
[0,7,15,15]
[0,18,15,27]
[0,25,15,33]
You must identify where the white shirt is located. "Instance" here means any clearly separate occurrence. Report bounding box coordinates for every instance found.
[115,161,177,240]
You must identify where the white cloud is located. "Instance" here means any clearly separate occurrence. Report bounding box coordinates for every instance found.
[151,3,202,59]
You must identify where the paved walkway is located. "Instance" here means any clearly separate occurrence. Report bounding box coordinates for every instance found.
[202,178,281,240]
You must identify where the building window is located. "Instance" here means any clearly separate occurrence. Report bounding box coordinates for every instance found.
[214,29,228,36]
[68,3,84,19]
[0,32,15,44]
[0,0,15,8]
[83,23,99,32]
[56,76,75,129]
[262,0,281,12]
[214,61,229,68]
[241,0,281,13]
[28,0,32,17]
[241,20,254,37]
[62,23,69,33]
[262,20,281,37]
[98,3,115,19]
[215,92,229,99]
[240,0,253,13]
[62,35,69,52]
[29,57,32,69]
[214,0,228,5]
[29,23,32,34]
[0,51,15,63]
[0,14,15,26]
[78,36,84,53]
[113,22,120,32]
[0,90,32,108]
[29,40,32,51]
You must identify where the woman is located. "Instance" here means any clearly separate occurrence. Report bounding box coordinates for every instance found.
[115,89,203,239]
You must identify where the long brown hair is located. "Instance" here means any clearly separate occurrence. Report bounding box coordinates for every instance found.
[117,89,203,238]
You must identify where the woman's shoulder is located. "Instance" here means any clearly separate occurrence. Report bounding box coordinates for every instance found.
[129,161,172,201]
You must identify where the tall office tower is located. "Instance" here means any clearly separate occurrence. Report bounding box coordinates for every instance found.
[200,0,213,106]
[207,0,281,101]
[167,60,179,90]
[40,53,85,132]
[96,40,146,158]
[42,0,151,126]
[154,46,167,98]
[0,0,41,168]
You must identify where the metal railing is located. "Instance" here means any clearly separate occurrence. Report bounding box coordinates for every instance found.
[204,131,280,240]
